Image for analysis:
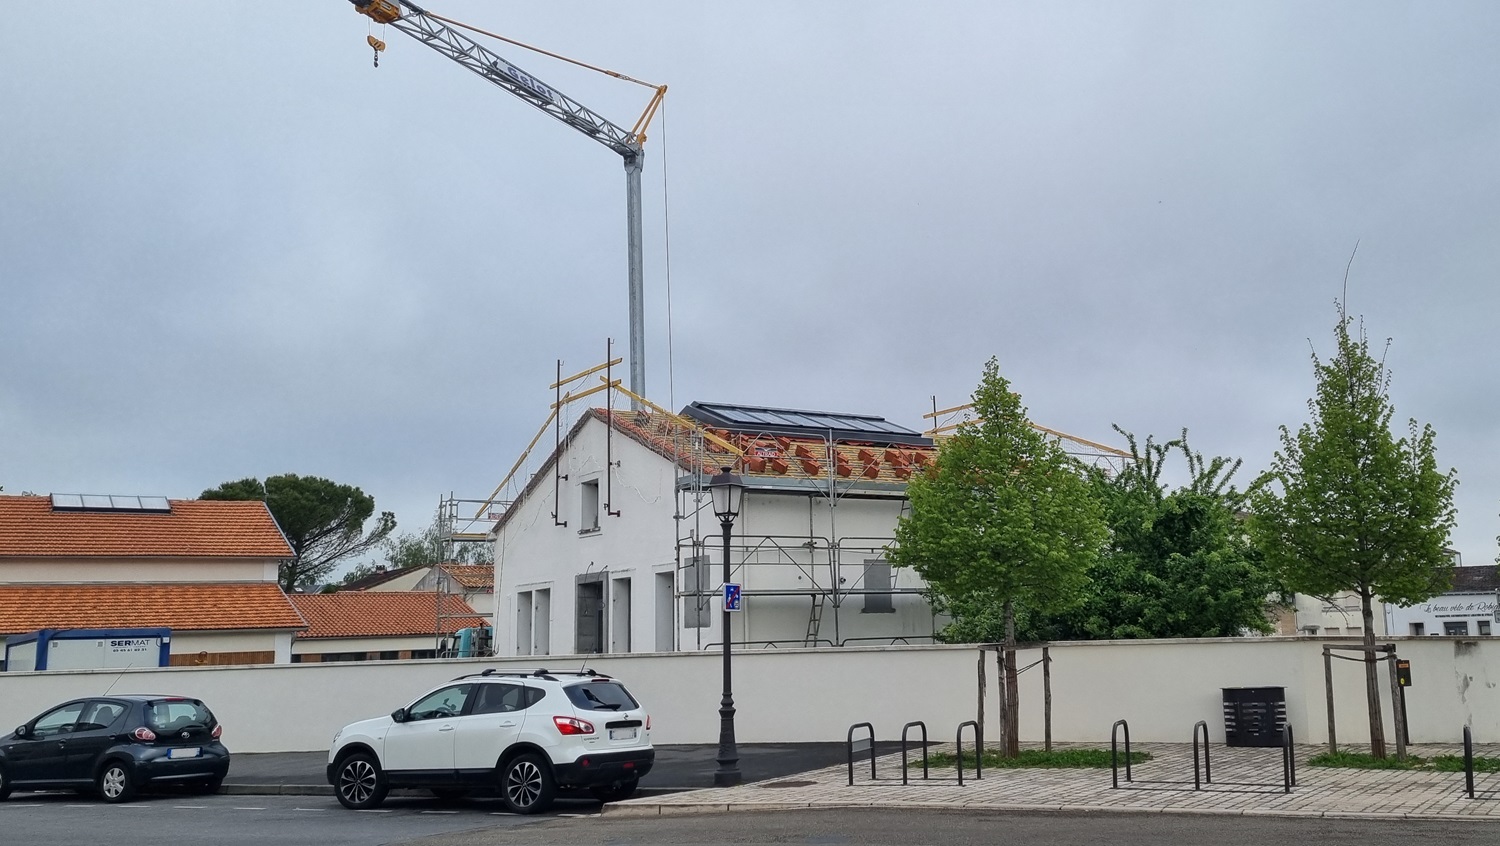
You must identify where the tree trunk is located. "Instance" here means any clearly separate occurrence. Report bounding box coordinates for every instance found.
[1003,598,1020,758]
[976,650,987,754]
[1360,588,1387,758]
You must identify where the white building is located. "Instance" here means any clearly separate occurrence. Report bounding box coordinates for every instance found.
[1385,565,1499,637]
[491,402,947,656]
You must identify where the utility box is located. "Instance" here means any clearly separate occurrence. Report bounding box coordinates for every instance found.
[3,628,171,672]
[1222,686,1287,747]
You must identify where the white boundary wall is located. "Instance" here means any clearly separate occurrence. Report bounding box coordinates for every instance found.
[1,637,1496,753]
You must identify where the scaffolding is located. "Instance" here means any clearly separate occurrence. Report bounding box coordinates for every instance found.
[464,353,1134,654]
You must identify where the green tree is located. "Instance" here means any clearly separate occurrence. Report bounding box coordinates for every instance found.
[1249,306,1456,758]
[201,474,397,591]
[381,521,493,572]
[890,358,1107,756]
[1029,430,1283,640]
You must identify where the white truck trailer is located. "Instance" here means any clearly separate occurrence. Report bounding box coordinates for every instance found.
[3,628,171,671]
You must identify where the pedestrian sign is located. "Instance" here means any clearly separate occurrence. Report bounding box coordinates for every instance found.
[724,583,742,612]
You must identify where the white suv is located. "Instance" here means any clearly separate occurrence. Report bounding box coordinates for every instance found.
[327,668,653,813]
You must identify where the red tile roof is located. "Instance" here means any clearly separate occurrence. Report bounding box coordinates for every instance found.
[0,496,293,559]
[440,564,494,590]
[288,592,487,639]
[0,583,306,635]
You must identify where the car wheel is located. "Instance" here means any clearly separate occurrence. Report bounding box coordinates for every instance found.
[500,753,555,814]
[334,753,388,810]
[0,762,12,801]
[430,787,469,801]
[589,778,639,803]
[97,761,137,803]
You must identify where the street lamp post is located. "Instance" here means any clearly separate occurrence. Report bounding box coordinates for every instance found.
[708,466,744,787]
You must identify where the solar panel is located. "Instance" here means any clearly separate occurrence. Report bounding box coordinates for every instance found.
[682,401,928,446]
[51,493,172,513]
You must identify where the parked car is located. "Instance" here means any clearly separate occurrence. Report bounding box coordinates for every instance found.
[0,695,229,803]
[327,668,654,813]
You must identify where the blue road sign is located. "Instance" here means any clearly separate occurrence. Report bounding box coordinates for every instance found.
[724,583,742,612]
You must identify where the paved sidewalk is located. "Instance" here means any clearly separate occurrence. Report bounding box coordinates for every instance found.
[603,741,1500,822]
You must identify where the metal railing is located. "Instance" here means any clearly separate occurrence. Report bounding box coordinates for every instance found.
[847,722,876,786]
[1193,720,1212,790]
[956,720,982,786]
[1111,719,1132,788]
[901,721,929,785]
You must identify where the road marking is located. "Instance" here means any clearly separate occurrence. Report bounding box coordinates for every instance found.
[172,806,207,810]
[420,810,459,815]
[7,804,44,808]
[233,807,267,811]
[292,808,326,812]
[356,809,392,813]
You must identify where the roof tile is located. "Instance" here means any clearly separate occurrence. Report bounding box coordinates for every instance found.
[0,583,306,635]
[288,592,487,639]
[0,496,293,559]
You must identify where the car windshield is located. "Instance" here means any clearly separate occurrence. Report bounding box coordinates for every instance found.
[145,699,214,732]
[564,682,639,712]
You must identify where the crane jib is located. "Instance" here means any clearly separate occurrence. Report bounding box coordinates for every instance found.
[486,58,556,106]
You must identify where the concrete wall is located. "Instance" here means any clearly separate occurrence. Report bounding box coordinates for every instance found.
[4,637,1496,754]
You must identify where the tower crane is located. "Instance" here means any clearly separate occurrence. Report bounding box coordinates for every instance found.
[350,0,667,407]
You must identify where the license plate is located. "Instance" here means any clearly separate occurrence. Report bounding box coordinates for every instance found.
[608,728,637,741]
[168,747,201,759]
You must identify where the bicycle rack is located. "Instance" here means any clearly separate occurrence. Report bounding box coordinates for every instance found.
[901,721,929,785]
[1281,724,1296,793]
[956,720,982,786]
[1110,719,1132,788]
[846,722,876,786]
[1192,720,1212,790]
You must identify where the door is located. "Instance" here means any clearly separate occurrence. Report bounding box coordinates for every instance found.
[454,683,531,775]
[63,700,127,780]
[382,684,471,776]
[9,701,86,784]
[575,581,604,654]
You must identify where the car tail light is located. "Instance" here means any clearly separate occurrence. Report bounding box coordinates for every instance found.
[132,727,157,741]
[646,714,652,731]
[553,716,595,735]
[211,724,223,740]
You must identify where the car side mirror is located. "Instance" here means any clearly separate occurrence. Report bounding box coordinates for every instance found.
[15,725,30,738]
[390,708,407,723]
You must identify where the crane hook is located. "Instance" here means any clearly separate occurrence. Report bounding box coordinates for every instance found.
[368,35,386,68]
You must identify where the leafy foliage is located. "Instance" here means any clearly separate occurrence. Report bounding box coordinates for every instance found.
[1249,305,1457,757]
[891,358,1107,755]
[201,474,396,591]
[1025,429,1284,640]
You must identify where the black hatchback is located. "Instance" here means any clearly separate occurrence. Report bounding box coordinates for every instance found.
[0,695,229,802]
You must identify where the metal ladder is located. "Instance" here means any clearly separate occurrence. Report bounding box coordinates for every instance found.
[805,594,826,645]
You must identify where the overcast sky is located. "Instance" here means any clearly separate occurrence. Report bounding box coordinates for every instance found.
[4,2,1497,570]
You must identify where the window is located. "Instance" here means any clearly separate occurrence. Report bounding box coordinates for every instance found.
[32,702,86,738]
[684,556,710,628]
[146,699,214,733]
[862,559,894,614]
[1480,621,1492,636]
[1445,621,1470,636]
[78,701,125,731]
[407,684,473,720]
[472,683,542,714]
[564,681,640,712]
[377,651,398,661]
[580,480,600,533]
[1410,623,1426,636]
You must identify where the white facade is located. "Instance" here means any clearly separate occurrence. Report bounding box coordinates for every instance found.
[492,414,938,657]
[1386,593,1499,638]
[1290,591,1390,637]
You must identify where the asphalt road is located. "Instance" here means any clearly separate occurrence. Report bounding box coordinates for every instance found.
[6,800,1499,846]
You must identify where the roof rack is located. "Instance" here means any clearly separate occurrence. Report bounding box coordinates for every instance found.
[449,667,611,682]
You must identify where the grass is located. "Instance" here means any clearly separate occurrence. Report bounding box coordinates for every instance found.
[913,748,1152,770]
[1308,751,1500,772]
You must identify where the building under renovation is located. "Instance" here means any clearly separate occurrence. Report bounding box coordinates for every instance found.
[473,375,1131,657]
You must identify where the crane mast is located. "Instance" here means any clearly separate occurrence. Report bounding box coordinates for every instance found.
[352,0,657,406]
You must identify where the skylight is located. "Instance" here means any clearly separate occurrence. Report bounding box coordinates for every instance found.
[51,494,172,513]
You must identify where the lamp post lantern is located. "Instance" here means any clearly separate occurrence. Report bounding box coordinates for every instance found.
[708,466,744,787]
